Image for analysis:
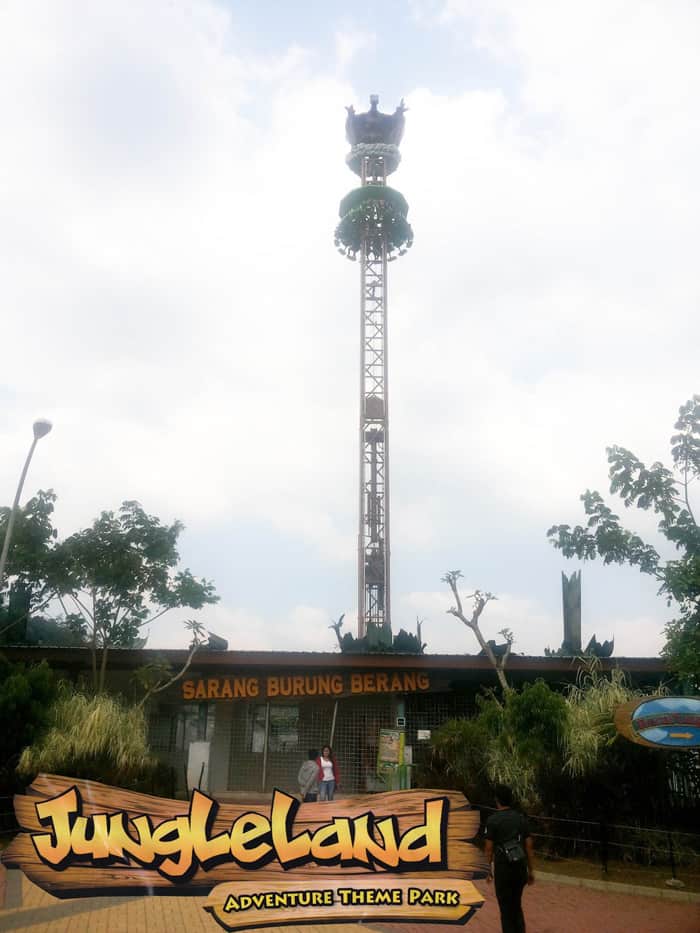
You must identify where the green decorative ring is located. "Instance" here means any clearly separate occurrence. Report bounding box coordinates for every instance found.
[338,186,409,219]
[334,186,413,261]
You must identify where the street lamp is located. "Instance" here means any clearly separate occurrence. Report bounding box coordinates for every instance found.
[0,419,53,587]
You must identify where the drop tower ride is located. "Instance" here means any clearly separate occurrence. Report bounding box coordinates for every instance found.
[335,97,413,639]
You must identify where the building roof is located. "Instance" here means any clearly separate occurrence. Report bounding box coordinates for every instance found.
[0,644,666,675]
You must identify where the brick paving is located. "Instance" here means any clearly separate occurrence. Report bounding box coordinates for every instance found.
[0,872,698,932]
[371,877,700,933]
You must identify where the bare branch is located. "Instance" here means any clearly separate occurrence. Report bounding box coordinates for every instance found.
[68,591,94,625]
[139,606,173,628]
[682,451,697,527]
[442,569,511,692]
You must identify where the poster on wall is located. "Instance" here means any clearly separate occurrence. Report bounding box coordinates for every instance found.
[377,727,404,766]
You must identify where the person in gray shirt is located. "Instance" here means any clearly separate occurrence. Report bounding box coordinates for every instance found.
[298,748,320,801]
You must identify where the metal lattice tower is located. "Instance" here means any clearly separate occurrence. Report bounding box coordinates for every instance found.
[335,96,413,640]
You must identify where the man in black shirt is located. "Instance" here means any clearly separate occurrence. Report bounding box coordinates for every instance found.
[484,784,535,933]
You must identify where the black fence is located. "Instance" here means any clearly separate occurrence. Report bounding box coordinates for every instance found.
[474,803,700,885]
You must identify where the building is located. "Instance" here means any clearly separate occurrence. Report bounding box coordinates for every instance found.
[1,645,666,797]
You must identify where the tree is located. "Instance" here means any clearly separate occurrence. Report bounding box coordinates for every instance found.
[24,611,89,647]
[1,493,217,679]
[0,490,59,643]
[442,570,512,691]
[547,395,699,688]
[0,658,57,795]
[48,500,218,692]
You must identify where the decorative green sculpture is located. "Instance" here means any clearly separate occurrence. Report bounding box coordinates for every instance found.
[329,613,425,655]
[545,571,614,658]
[562,570,582,654]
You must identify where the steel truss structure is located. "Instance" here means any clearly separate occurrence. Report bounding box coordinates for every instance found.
[358,154,390,638]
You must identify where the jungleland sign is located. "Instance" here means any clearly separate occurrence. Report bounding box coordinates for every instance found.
[2,775,487,929]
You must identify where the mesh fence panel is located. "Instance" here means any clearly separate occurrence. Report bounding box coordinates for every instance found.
[149,690,477,796]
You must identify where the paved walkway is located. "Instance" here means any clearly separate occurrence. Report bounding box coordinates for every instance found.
[1,873,698,932]
[371,877,700,933]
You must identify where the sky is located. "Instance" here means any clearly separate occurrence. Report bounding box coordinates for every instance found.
[1,0,698,658]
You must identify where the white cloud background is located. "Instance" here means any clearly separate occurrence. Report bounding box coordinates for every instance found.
[1,0,697,658]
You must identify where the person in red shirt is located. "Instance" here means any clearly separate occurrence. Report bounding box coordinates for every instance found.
[316,745,340,800]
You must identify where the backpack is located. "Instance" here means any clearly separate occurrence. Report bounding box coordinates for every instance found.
[499,836,526,864]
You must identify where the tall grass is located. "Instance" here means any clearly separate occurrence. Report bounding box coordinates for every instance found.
[484,740,539,808]
[563,660,666,777]
[18,684,155,785]
[428,666,670,812]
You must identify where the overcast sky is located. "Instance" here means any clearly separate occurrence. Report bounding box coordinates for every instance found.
[1,1,698,658]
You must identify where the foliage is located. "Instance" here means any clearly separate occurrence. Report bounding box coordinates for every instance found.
[133,619,207,707]
[484,683,568,809]
[508,680,569,763]
[426,715,493,804]
[663,616,700,688]
[45,499,218,692]
[335,186,413,260]
[548,396,700,688]
[0,489,58,584]
[24,612,89,647]
[428,681,568,810]
[0,657,57,794]
[556,664,700,828]
[0,490,59,643]
[2,493,217,671]
[17,685,156,786]
[562,662,645,777]
[422,670,698,828]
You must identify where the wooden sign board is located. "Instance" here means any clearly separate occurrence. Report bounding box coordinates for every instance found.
[614,696,700,749]
[2,774,487,929]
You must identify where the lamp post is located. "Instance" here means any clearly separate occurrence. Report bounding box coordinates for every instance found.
[0,419,53,587]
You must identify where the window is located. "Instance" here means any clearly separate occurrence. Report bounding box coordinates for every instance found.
[247,704,300,752]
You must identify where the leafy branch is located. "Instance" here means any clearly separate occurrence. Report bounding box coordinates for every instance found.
[548,395,699,687]
[134,620,207,708]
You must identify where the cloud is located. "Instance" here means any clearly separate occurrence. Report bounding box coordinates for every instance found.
[334,29,376,72]
[146,601,340,653]
[398,587,562,656]
[0,0,696,657]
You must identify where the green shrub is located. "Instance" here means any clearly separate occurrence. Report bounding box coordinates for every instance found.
[18,685,156,787]
[0,656,58,807]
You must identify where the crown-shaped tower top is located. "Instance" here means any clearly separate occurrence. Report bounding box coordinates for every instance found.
[345,96,407,147]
